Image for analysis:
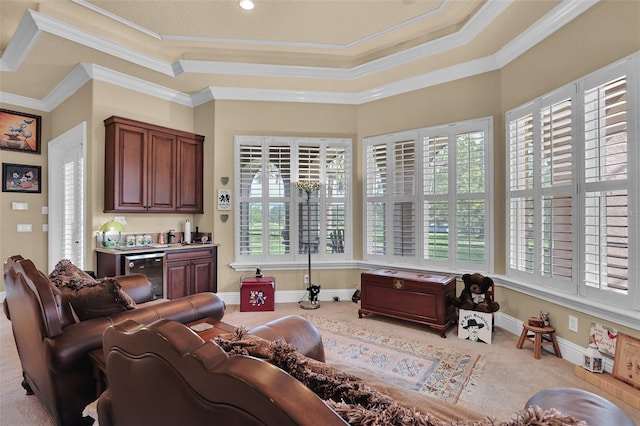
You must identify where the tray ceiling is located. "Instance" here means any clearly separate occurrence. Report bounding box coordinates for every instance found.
[0,0,597,110]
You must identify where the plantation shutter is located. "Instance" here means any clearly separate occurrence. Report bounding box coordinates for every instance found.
[540,97,574,285]
[325,146,347,254]
[238,143,263,255]
[365,141,388,256]
[423,134,449,261]
[508,113,535,274]
[268,145,291,255]
[63,153,84,267]
[393,139,416,258]
[298,145,321,254]
[583,74,629,296]
[456,129,486,265]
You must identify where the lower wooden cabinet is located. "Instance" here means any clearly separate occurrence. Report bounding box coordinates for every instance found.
[165,246,217,299]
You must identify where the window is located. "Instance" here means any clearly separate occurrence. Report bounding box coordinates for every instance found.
[235,136,351,263]
[506,55,638,309]
[364,118,492,271]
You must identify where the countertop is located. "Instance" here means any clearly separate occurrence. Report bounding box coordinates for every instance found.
[95,242,218,255]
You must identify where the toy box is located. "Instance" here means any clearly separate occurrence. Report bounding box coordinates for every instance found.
[240,276,275,312]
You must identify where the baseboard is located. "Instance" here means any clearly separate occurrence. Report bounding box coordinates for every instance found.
[494,311,605,372]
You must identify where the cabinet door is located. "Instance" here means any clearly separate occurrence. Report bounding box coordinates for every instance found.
[191,257,215,294]
[176,136,204,213]
[148,130,177,211]
[110,123,148,211]
[166,259,191,299]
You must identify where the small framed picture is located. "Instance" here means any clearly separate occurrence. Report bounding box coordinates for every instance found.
[458,309,493,344]
[0,109,42,154]
[612,333,640,389]
[2,163,42,193]
[218,189,231,210]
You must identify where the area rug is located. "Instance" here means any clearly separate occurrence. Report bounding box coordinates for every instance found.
[303,315,484,404]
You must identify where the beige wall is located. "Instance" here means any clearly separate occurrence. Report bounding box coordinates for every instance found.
[1,1,638,342]
[0,106,51,271]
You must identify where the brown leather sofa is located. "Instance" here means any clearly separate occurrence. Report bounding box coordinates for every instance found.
[97,317,348,426]
[3,255,226,426]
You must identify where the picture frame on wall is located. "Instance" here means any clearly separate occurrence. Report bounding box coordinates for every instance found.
[0,109,42,154]
[2,163,42,194]
[612,333,640,390]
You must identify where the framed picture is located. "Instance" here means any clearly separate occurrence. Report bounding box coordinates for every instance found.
[0,109,42,154]
[458,309,493,344]
[2,163,42,193]
[612,333,640,389]
[218,189,231,210]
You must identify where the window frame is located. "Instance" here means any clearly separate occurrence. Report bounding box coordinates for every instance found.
[505,54,639,311]
[363,117,493,272]
[233,135,352,266]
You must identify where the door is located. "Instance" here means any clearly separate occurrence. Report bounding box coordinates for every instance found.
[192,257,215,293]
[48,122,87,272]
[166,259,190,299]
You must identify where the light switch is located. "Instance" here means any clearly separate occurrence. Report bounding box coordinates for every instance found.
[12,202,28,210]
[17,224,32,232]
[43,224,49,232]
[42,206,48,214]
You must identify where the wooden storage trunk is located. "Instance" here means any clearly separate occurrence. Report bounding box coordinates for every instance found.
[358,268,457,337]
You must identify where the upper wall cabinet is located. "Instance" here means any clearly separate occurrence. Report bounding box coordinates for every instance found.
[104,116,204,213]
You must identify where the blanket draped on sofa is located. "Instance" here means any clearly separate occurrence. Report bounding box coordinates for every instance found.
[214,328,586,426]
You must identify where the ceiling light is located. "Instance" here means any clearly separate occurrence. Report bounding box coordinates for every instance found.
[239,0,254,11]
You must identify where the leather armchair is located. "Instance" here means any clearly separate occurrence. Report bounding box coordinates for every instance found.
[3,255,226,426]
[97,318,347,426]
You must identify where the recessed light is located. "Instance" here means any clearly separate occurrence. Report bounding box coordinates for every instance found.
[239,0,254,11]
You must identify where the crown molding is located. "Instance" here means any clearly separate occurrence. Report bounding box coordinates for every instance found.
[0,0,599,111]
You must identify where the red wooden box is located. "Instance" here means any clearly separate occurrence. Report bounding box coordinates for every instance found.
[240,276,275,312]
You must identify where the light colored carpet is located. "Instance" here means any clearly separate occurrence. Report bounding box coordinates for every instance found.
[1,301,639,425]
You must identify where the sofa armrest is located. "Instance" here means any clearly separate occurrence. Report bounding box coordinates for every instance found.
[112,274,153,303]
[45,292,226,373]
[249,315,325,362]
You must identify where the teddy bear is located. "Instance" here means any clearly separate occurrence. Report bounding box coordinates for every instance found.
[449,273,500,313]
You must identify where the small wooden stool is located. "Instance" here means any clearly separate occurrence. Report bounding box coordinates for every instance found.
[516,323,562,359]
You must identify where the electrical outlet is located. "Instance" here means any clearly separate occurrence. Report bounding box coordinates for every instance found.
[304,274,309,284]
[568,315,579,333]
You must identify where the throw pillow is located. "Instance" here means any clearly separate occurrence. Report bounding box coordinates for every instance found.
[58,278,137,321]
[49,259,97,290]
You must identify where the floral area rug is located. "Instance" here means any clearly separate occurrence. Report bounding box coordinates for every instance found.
[303,315,484,404]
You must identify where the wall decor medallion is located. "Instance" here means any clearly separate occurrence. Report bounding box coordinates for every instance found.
[2,163,42,193]
[220,214,229,223]
[0,109,42,154]
[218,189,231,210]
[220,176,229,185]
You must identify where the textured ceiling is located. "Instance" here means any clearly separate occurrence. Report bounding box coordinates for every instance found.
[0,0,598,110]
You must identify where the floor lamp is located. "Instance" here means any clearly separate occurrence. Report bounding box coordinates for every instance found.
[297,180,321,310]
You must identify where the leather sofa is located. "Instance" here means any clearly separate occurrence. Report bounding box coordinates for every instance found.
[97,317,345,426]
[3,255,225,426]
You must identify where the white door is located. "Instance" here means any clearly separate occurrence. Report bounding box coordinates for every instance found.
[48,122,87,272]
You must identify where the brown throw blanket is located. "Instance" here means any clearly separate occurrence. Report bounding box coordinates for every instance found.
[214,329,587,426]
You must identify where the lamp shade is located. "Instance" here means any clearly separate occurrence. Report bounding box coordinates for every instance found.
[100,220,124,233]
[100,220,124,248]
[583,343,604,373]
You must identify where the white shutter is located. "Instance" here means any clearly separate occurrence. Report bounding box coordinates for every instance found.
[423,134,449,261]
[365,141,388,256]
[238,143,263,255]
[392,139,416,258]
[62,154,84,266]
[325,146,347,254]
[583,74,629,295]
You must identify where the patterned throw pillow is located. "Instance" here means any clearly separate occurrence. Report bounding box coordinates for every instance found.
[49,259,136,321]
[57,278,137,321]
[49,259,97,290]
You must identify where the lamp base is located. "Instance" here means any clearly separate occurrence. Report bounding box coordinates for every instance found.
[299,300,320,310]
[299,283,321,310]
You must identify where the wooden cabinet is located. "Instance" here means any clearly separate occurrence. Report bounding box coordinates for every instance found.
[104,116,204,213]
[359,268,456,338]
[166,246,217,299]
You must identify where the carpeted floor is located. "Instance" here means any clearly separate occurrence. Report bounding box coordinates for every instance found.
[1,301,639,425]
